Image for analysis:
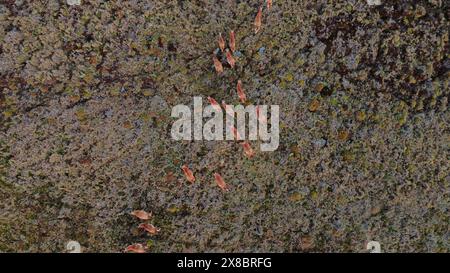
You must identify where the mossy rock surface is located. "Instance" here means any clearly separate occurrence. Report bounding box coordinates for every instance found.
[0,1,449,252]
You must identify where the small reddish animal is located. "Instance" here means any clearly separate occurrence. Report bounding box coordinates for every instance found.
[229,30,236,52]
[267,0,272,10]
[214,173,229,192]
[125,243,146,253]
[226,49,235,68]
[218,33,225,52]
[256,105,267,124]
[181,165,195,183]
[241,141,255,158]
[139,223,161,235]
[254,6,263,33]
[130,210,152,221]
[207,96,222,112]
[236,80,247,103]
[222,101,234,117]
[213,54,223,73]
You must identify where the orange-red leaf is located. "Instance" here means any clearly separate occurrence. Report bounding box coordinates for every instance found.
[130,210,152,221]
[213,55,223,73]
[181,165,195,183]
[230,125,241,140]
[222,101,234,117]
[254,6,263,33]
[125,243,146,253]
[218,33,225,52]
[236,80,247,103]
[208,96,222,112]
[214,173,229,192]
[229,30,236,52]
[241,141,255,158]
[139,223,161,235]
[256,105,267,124]
[226,49,235,68]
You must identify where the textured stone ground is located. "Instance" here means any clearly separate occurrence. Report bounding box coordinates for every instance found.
[0,0,448,252]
